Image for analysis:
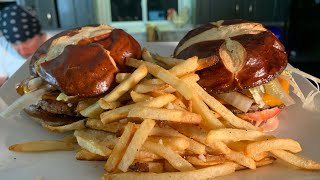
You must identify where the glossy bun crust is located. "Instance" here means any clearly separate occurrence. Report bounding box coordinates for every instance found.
[30,25,141,97]
[174,20,287,94]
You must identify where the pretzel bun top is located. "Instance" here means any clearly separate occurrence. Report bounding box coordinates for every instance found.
[174,20,287,93]
[30,25,141,97]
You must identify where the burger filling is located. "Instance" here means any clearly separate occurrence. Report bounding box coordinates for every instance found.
[215,76,293,131]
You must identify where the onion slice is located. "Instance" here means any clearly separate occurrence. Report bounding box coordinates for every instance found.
[283,67,320,112]
[263,78,295,106]
[27,77,43,92]
[260,116,279,132]
[0,85,51,118]
[217,92,254,113]
[249,86,266,108]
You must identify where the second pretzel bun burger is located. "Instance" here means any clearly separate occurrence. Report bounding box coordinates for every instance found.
[174,20,295,131]
[18,24,141,126]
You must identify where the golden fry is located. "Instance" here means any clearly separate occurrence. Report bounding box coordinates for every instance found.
[245,138,302,161]
[42,119,86,132]
[118,119,156,172]
[128,107,202,124]
[102,162,236,180]
[76,149,108,161]
[143,141,195,172]
[9,140,74,152]
[105,123,137,172]
[271,150,320,170]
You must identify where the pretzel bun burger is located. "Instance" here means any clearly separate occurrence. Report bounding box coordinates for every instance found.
[174,20,295,131]
[16,24,141,126]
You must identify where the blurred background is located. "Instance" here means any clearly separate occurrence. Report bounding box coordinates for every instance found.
[1,0,319,77]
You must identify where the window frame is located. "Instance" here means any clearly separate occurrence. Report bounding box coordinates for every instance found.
[95,0,192,29]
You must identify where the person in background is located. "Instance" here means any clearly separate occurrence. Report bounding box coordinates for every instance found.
[0,4,47,86]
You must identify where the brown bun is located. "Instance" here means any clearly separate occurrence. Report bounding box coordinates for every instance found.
[30,25,141,97]
[174,20,287,94]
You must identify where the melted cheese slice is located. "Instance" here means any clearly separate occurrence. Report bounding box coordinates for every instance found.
[263,78,289,106]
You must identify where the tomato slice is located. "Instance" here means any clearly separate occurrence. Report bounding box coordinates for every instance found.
[237,107,283,121]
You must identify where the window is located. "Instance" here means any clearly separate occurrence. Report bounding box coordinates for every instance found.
[110,0,142,21]
[147,0,178,21]
[95,0,190,24]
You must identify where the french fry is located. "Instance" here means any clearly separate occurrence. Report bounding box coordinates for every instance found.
[133,83,169,93]
[255,156,277,167]
[125,58,193,100]
[100,94,176,124]
[225,150,256,170]
[154,54,184,67]
[164,160,178,172]
[188,81,256,130]
[147,136,190,152]
[105,123,137,172]
[225,140,250,152]
[135,150,162,161]
[172,98,187,109]
[100,63,148,102]
[102,162,236,180]
[128,107,202,124]
[86,118,126,133]
[76,149,108,161]
[99,100,121,110]
[156,86,176,94]
[141,78,165,85]
[171,124,231,154]
[9,140,74,152]
[235,156,276,171]
[271,150,320,170]
[147,162,164,173]
[149,127,206,155]
[170,102,187,111]
[41,119,86,132]
[118,119,156,172]
[191,95,225,129]
[168,56,198,77]
[79,102,104,118]
[206,128,272,143]
[81,63,148,118]
[74,129,117,156]
[143,141,195,172]
[154,54,217,71]
[75,98,99,112]
[141,47,158,64]
[186,100,192,112]
[245,138,302,161]
[115,73,131,83]
[196,56,217,71]
[130,91,152,102]
[180,73,200,83]
[186,155,225,166]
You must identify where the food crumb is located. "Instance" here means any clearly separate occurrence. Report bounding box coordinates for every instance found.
[166,103,174,110]
[13,157,16,160]
[198,154,206,162]
[159,139,163,145]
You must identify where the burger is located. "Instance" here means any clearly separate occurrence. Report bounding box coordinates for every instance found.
[174,20,295,131]
[15,24,141,126]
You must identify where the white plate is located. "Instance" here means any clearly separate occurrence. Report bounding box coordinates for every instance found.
[0,42,320,180]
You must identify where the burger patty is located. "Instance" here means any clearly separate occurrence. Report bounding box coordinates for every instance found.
[38,99,78,116]
[24,104,83,126]
[226,104,285,114]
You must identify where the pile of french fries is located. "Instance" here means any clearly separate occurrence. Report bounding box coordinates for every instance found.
[9,48,320,179]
